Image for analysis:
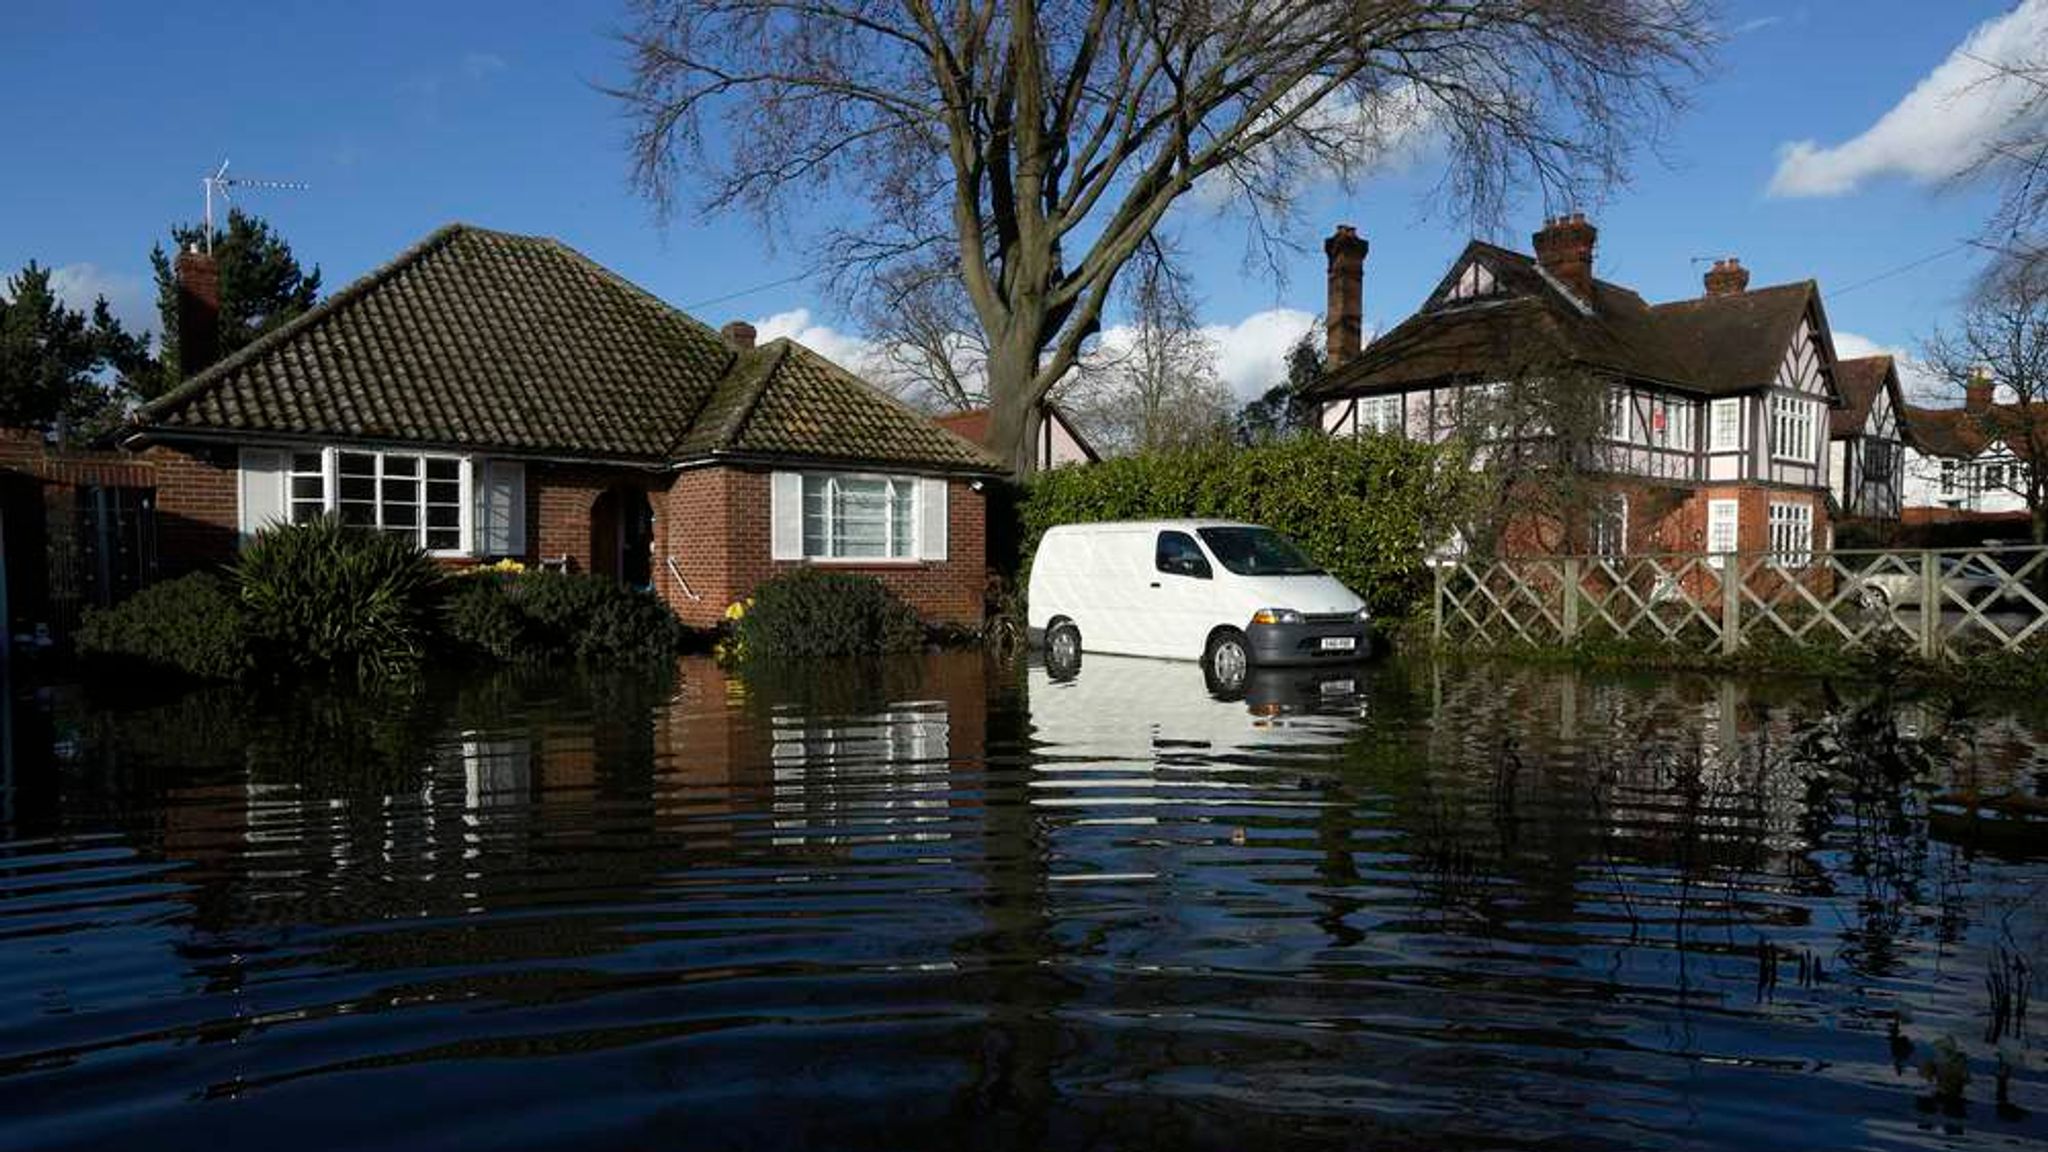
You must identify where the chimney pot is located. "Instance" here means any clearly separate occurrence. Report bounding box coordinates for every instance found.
[1532,213,1598,304]
[1323,224,1370,368]
[720,320,757,351]
[174,248,221,377]
[1703,256,1750,297]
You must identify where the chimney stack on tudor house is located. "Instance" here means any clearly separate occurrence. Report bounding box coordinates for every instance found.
[1965,367,1995,413]
[175,243,221,376]
[1532,213,1597,303]
[720,320,757,351]
[1323,224,1369,368]
[1703,256,1750,296]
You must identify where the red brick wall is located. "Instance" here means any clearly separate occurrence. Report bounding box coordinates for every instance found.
[145,444,240,576]
[662,466,987,629]
[140,448,989,630]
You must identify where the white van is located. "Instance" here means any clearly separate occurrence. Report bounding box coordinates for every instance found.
[1027,520,1373,689]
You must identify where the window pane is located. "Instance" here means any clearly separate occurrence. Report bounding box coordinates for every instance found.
[338,502,376,527]
[290,501,323,524]
[425,458,457,482]
[340,476,376,502]
[291,475,324,501]
[426,527,461,551]
[383,455,420,478]
[384,503,418,529]
[427,504,460,529]
[339,452,376,478]
[834,477,889,557]
[292,452,322,473]
[427,479,460,506]
[890,481,914,558]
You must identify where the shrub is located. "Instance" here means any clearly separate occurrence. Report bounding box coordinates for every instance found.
[444,575,533,661]
[76,572,249,680]
[1016,433,1478,617]
[233,516,446,683]
[445,571,691,665]
[736,568,924,659]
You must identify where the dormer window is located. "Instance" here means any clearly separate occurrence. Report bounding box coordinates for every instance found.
[1447,261,1497,301]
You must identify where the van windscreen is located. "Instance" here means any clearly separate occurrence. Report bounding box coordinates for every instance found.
[1195,528,1323,576]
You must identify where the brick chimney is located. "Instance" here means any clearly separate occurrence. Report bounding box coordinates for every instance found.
[720,320,757,351]
[175,243,221,376]
[1323,224,1369,368]
[1703,256,1750,297]
[1965,367,1995,412]
[1532,213,1597,303]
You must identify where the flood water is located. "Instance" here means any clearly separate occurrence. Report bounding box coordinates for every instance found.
[1,652,2045,1150]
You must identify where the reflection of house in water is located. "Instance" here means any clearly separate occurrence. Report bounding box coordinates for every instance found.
[768,704,953,846]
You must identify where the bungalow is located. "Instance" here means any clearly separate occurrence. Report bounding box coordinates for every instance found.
[122,224,1004,628]
[1306,215,1846,563]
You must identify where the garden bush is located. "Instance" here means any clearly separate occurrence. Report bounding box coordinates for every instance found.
[735,568,924,659]
[76,571,249,680]
[1016,433,1478,617]
[233,516,446,683]
[443,571,691,665]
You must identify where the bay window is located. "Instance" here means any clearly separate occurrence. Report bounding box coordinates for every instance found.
[1768,500,1813,566]
[1770,395,1817,462]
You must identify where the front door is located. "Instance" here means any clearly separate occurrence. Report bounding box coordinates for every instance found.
[591,486,654,588]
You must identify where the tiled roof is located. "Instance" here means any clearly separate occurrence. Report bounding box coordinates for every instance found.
[1904,401,2046,461]
[134,225,1000,474]
[1310,240,1824,400]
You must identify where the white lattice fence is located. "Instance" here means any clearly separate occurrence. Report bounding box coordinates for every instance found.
[1434,547,2048,659]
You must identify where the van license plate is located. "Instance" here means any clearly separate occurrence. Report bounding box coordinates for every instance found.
[1319,637,1357,652]
[1320,679,1355,695]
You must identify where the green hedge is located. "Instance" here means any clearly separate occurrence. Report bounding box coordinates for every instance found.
[1016,434,1477,616]
[76,571,250,680]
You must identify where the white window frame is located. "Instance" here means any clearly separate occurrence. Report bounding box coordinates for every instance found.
[1362,394,1403,436]
[1706,499,1739,570]
[1770,395,1816,463]
[259,445,475,556]
[1607,387,1633,441]
[1768,500,1813,567]
[1709,399,1741,452]
[798,471,922,563]
[1650,396,1693,450]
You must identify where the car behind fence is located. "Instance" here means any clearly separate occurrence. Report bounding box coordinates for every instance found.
[1432,546,2048,659]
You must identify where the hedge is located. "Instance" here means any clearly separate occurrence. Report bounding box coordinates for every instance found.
[1016,433,1477,616]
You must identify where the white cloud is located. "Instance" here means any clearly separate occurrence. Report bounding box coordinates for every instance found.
[1831,330,1948,403]
[1767,0,2048,198]
[1729,15,1784,36]
[751,307,888,374]
[1204,308,1319,400]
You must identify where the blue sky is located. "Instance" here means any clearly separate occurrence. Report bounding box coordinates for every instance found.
[4,1,2038,400]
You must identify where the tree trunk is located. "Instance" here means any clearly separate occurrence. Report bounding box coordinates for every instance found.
[986,328,1049,479]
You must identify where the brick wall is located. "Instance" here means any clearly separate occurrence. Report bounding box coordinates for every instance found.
[145,444,240,576]
[660,466,987,628]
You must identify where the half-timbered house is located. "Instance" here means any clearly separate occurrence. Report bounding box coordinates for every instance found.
[1307,216,1847,561]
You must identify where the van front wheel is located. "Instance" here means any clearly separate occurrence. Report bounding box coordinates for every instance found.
[1204,628,1251,692]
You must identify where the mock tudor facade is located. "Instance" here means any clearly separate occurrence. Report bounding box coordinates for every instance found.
[1307,216,1848,562]
[123,224,1003,628]
[1828,355,1908,521]
[1900,372,2041,528]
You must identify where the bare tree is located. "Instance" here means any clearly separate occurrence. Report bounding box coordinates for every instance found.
[857,259,991,411]
[1922,256,2048,543]
[1958,44,2048,273]
[616,0,1711,475]
[1063,255,1233,454]
[1452,355,1622,558]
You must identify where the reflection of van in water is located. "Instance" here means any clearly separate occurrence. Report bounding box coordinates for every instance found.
[1027,520,1373,690]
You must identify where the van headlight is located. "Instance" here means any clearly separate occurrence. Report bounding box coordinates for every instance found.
[1251,608,1304,626]
[1355,607,1372,622]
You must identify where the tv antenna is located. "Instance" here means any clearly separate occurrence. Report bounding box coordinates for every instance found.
[201,160,310,253]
